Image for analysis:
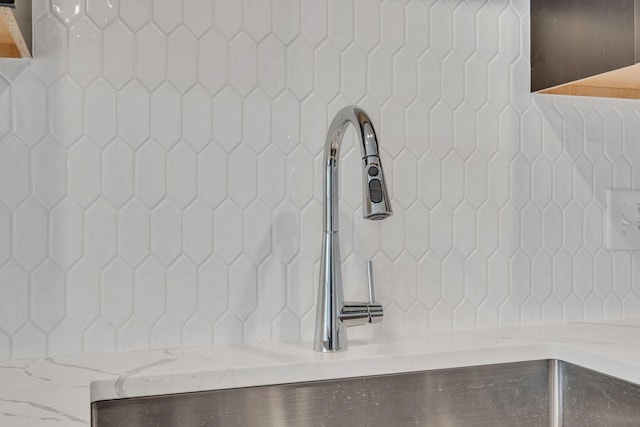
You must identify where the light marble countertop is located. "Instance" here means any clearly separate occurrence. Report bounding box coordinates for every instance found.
[3,319,640,426]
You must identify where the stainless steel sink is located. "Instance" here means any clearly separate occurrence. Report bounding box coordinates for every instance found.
[91,359,640,426]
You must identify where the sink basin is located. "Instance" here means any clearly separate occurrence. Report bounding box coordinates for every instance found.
[91,359,640,426]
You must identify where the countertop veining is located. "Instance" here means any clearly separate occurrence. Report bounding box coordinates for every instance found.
[3,319,640,426]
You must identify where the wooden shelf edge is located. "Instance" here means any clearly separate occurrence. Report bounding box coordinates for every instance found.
[0,6,30,58]
[535,63,640,99]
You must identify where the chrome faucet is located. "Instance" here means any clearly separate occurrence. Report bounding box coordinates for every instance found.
[314,106,393,353]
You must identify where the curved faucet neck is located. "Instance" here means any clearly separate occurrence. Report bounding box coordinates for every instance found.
[323,106,380,232]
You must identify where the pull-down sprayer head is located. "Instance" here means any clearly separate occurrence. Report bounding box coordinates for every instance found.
[358,115,392,221]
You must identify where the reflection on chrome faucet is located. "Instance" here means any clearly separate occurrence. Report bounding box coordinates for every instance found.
[314,106,392,353]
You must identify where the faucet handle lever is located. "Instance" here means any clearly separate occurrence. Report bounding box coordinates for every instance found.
[366,260,375,303]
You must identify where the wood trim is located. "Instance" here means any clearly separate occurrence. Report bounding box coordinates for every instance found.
[537,63,640,99]
[0,41,18,58]
[0,6,29,57]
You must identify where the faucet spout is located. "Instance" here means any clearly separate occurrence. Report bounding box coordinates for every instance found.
[314,106,392,353]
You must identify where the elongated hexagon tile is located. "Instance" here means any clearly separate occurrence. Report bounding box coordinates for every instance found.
[14,199,48,271]
[103,21,134,90]
[183,199,213,265]
[463,250,487,307]
[243,89,271,153]
[228,254,257,321]
[166,256,198,322]
[392,252,417,311]
[286,37,314,100]
[68,18,101,88]
[197,143,227,210]
[49,77,83,147]
[85,199,117,268]
[51,0,84,25]
[354,0,379,52]
[67,138,101,208]
[85,79,117,148]
[286,254,314,318]
[257,254,286,317]
[487,153,509,208]
[368,46,393,105]
[167,27,197,95]
[487,250,509,304]
[135,140,166,209]
[101,260,133,328]
[340,43,366,104]
[152,0,181,35]
[257,35,285,98]
[151,199,182,266]
[102,139,133,209]
[213,200,242,263]
[380,210,405,261]
[403,201,428,260]
[213,87,242,153]
[117,81,150,149]
[136,24,166,91]
[229,32,257,97]
[464,153,487,210]
[182,85,212,152]
[198,28,227,96]
[150,83,181,150]
[198,254,228,322]
[300,200,321,262]
[499,202,520,256]
[272,200,300,263]
[134,257,166,326]
[300,93,326,157]
[380,0,404,54]
[214,0,242,40]
[184,0,213,38]
[120,0,151,32]
[32,137,65,208]
[380,98,405,159]
[66,259,99,327]
[119,200,150,268]
[300,0,327,47]
[442,152,464,208]
[167,142,197,209]
[227,145,257,209]
[243,0,271,42]
[272,90,300,154]
[272,0,299,44]
[86,0,119,29]
[393,150,417,210]
[0,262,28,334]
[50,198,83,269]
[13,73,47,146]
[32,15,67,85]
[315,40,340,102]
[286,146,314,209]
[417,151,441,210]
[243,200,272,264]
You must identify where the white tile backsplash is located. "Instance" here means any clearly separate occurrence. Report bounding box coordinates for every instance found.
[1,0,640,358]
